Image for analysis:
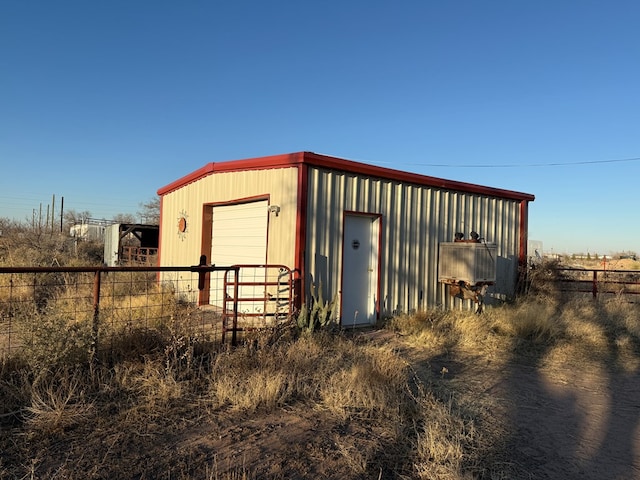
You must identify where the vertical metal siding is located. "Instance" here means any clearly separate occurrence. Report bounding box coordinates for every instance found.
[306,167,523,314]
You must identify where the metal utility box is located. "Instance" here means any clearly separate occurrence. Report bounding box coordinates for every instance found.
[438,242,498,284]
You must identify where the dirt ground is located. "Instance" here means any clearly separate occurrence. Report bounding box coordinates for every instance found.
[176,332,640,479]
[332,328,636,479]
[4,330,639,479]
[422,350,640,479]
[563,257,640,271]
[188,257,640,478]
[501,362,640,479]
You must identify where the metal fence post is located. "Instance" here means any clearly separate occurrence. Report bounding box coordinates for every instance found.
[197,254,207,291]
[592,270,598,298]
[232,267,240,347]
[91,269,101,360]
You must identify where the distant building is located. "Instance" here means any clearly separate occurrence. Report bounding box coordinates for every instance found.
[69,220,112,241]
[103,223,159,266]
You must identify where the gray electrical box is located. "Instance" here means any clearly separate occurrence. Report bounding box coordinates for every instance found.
[438,242,498,284]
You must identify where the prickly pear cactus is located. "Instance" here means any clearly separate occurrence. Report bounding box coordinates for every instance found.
[296,282,338,333]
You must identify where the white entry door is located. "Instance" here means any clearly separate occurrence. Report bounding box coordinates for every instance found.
[210,200,268,312]
[341,214,379,326]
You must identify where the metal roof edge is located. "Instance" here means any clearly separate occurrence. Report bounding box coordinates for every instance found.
[157,151,535,202]
[157,163,215,196]
[156,153,305,195]
[301,152,535,202]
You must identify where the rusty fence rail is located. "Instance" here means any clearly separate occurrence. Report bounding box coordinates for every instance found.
[0,264,240,360]
[550,267,640,299]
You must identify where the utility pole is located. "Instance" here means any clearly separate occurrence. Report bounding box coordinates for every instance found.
[51,194,55,235]
[60,196,64,233]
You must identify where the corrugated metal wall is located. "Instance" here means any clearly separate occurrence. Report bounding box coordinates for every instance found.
[305,166,523,314]
[159,167,299,295]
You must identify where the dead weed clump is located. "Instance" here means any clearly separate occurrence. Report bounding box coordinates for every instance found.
[207,332,414,421]
[490,297,562,346]
[320,344,411,420]
[24,367,95,435]
[413,392,481,480]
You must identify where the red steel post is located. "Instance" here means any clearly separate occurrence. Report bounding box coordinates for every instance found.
[91,270,101,358]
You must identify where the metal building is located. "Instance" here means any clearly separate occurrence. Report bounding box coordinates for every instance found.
[157,152,535,324]
[103,223,159,266]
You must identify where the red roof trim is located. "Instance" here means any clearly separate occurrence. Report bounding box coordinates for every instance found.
[302,152,535,201]
[157,153,305,196]
[157,151,535,202]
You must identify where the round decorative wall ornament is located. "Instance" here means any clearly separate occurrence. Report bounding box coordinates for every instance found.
[177,210,188,240]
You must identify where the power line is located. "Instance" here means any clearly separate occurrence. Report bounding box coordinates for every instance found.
[409,156,640,168]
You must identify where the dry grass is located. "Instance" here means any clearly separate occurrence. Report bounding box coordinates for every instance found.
[2,250,640,478]
[414,393,480,480]
[0,327,420,478]
[24,367,95,434]
[385,290,640,479]
[390,290,640,374]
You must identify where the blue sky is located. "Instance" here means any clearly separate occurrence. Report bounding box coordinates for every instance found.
[1,1,639,255]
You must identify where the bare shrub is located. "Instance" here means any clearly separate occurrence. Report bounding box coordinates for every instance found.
[74,240,103,264]
[18,310,94,367]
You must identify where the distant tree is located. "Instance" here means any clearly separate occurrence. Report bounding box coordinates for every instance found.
[0,217,25,237]
[113,213,137,224]
[63,209,91,225]
[63,209,92,232]
[138,197,160,224]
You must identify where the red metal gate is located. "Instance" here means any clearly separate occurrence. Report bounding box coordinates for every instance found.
[222,264,295,345]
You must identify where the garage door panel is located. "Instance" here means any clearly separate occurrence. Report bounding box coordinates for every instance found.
[210,200,268,310]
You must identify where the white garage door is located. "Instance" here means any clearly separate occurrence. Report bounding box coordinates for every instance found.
[209,200,268,311]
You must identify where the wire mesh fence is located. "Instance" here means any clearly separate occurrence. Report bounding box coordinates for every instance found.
[527,264,640,302]
[0,265,243,360]
[553,267,640,298]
